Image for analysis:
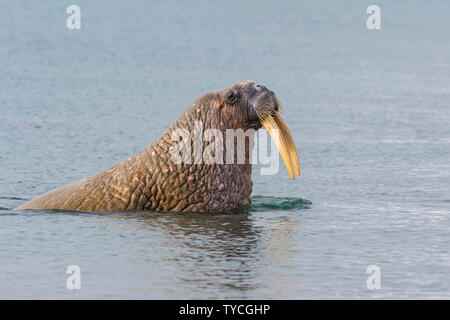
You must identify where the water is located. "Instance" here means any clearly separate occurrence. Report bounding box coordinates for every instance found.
[1,0,449,299]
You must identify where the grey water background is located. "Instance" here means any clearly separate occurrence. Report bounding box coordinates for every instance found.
[0,0,449,299]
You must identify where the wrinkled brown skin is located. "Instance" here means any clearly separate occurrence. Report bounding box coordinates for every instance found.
[14,81,273,213]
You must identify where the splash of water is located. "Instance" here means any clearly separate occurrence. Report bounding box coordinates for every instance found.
[244,195,312,212]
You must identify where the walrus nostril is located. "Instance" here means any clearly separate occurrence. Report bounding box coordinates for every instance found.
[255,84,268,91]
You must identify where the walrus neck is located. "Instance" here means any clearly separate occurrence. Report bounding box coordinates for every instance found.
[130,92,254,212]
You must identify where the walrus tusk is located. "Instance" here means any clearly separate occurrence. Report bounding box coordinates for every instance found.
[273,113,301,177]
[261,113,300,179]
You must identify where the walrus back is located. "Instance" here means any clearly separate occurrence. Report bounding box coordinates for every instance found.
[13,161,136,212]
[14,179,91,211]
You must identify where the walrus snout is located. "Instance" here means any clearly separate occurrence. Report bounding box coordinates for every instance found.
[249,84,300,180]
[253,88,280,121]
[236,81,278,124]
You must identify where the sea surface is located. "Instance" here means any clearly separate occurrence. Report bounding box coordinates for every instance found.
[1,1,449,299]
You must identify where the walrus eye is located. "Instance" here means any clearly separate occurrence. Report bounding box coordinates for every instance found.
[225,90,237,104]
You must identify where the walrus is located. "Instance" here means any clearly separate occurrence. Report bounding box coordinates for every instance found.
[14,81,300,213]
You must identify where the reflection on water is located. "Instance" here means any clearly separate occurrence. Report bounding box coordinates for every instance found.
[114,212,263,294]
[102,196,308,297]
[266,216,300,266]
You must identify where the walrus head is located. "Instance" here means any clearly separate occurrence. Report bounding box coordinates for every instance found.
[215,80,301,179]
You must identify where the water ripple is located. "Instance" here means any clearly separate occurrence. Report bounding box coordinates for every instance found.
[0,196,28,201]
